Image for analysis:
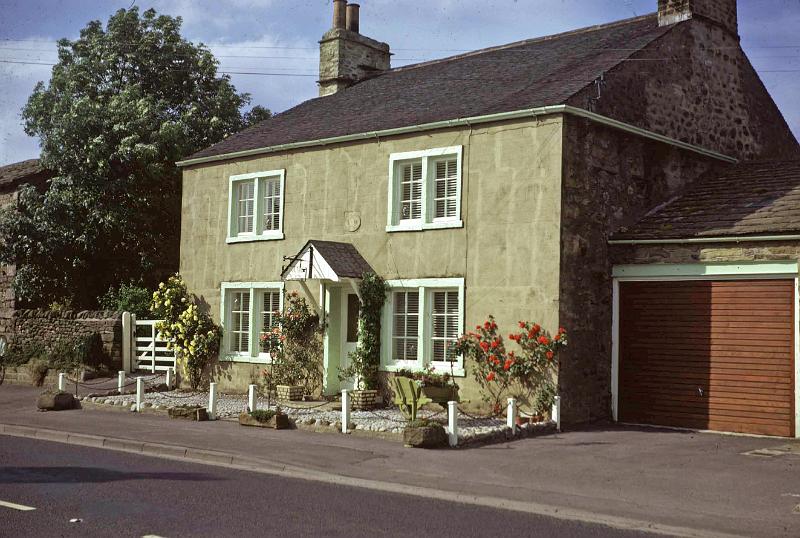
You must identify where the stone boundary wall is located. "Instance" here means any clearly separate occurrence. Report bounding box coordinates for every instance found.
[11,310,124,370]
[0,365,58,387]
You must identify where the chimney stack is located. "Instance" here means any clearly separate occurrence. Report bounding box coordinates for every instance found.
[657,0,738,36]
[346,3,360,33]
[332,0,347,30]
[318,1,390,97]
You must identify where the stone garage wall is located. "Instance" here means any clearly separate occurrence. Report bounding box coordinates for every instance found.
[11,310,124,369]
[0,188,17,343]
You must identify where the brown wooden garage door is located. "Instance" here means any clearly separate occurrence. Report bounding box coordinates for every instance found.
[619,279,795,437]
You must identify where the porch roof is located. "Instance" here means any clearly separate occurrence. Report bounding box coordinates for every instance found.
[281,240,374,282]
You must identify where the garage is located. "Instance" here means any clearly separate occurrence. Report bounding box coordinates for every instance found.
[617,278,795,437]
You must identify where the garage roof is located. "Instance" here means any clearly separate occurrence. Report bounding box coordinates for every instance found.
[612,159,800,241]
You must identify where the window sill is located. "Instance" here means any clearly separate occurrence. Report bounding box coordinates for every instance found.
[226,232,285,244]
[385,220,463,233]
[220,353,272,364]
[380,363,465,378]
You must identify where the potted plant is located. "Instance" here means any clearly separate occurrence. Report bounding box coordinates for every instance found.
[238,408,290,430]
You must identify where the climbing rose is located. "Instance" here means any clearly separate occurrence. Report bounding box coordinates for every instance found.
[479,341,490,352]
[486,372,495,381]
[490,340,499,349]
[519,321,526,328]
[538,336,550,345]
[546,351,554,360]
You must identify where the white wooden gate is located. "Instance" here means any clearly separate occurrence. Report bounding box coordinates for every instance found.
[133,319,176,372]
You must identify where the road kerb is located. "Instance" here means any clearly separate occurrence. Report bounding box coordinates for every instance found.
[142,443,187,459]
[67,433,106,448]
[0,424,747,538]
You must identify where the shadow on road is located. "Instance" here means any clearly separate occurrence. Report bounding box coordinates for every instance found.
[0,466,223,484]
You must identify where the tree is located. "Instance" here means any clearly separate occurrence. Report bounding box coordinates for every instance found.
[0,7,265,307]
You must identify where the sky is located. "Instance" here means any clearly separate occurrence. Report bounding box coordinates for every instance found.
[0,0,798,165]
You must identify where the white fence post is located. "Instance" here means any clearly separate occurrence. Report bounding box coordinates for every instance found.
[117,371,125,393]
[552,395,562,431]
[507,397,517,434]
[122,312,132,373]
[208,382,218,420]
[58,373,66,392]
[248,384,257,413]
[341,389,350,433]
[447,401,458,447]
[135,377,144,412]
[165,367,173,389]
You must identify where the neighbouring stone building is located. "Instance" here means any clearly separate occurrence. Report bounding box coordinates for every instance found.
[0,159,51,343]
[176,0,800,432]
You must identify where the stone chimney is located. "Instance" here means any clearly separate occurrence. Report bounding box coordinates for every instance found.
[657,0,738,36]
[318,1,391,97]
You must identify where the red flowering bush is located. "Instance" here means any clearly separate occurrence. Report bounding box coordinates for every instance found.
[449,315,567,413]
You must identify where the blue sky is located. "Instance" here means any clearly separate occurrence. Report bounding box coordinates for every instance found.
[0,0,798,165]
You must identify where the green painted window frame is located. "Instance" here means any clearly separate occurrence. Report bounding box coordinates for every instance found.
[220,281,285,364]
[226,170,285,243]
[381,277,466,376]
[386,146,464,232]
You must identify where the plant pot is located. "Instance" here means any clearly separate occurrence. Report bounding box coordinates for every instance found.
[238,412,290,430]
[276,385,304,401]
[351,389,379,410]
[421,385,459,405]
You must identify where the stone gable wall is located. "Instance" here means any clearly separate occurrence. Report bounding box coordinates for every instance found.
[11,309,124,369]
[567,18,799,161]
[558,117,720,425]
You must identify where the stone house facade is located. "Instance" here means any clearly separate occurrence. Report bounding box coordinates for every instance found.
[0,159,51,343]
[177,0,799,425]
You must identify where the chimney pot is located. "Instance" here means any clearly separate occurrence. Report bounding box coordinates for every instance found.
[346,3,360,33]
[332,0,347,30]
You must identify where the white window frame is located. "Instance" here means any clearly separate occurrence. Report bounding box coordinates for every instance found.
[380,277,465,376]
[220,281,285,364]
[226,170,285,243]
[386,146,464,232]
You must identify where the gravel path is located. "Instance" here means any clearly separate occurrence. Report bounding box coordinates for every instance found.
[93,389,547,442]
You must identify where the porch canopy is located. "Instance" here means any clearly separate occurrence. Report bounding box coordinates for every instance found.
[281,240,374,283]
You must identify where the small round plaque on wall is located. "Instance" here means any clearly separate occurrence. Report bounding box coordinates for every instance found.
[345,211,361,232]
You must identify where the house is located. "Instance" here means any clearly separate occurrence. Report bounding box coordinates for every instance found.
[176,0,800,433]
[0,159,52,342]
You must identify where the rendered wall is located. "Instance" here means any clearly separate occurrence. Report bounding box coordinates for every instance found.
[180,116,564,400]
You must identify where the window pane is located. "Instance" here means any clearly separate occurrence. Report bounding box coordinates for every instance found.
[260,291,280,343]
[230,291,251,353]
[433,158,458,219]
[263,177,281,231]
[399,162,422,221]
[236,181,255,234]
[431,289,458,362]
[392,290,419,361]
[346,294,360,343]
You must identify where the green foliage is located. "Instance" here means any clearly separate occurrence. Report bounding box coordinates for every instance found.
[395,366,456,389]
[338,272,388,390]
[249,409,277,422]
[99,282,154,318]
[261,291,323,395]
[450,316,567,412]
[153,274,222,390]
[0,7,259,308]
[242,105,272,126]
[28,359,50,387]
[48,332,107,372]
[1,340,46,368]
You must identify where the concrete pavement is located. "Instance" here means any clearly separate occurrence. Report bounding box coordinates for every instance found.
[1,383,799,537]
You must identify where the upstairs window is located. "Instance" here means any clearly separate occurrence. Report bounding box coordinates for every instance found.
[387,146,463,231]
[227,170,285,243]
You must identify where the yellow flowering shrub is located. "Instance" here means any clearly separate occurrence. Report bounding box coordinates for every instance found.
[152,274,221,389]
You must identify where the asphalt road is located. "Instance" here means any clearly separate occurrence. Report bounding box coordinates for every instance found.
[0,436,652,538]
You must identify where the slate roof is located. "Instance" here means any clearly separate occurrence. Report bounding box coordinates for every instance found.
[0,159,51,191]
[187,14,672,162]
[303,240,374,279]
[612,160,800,241]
